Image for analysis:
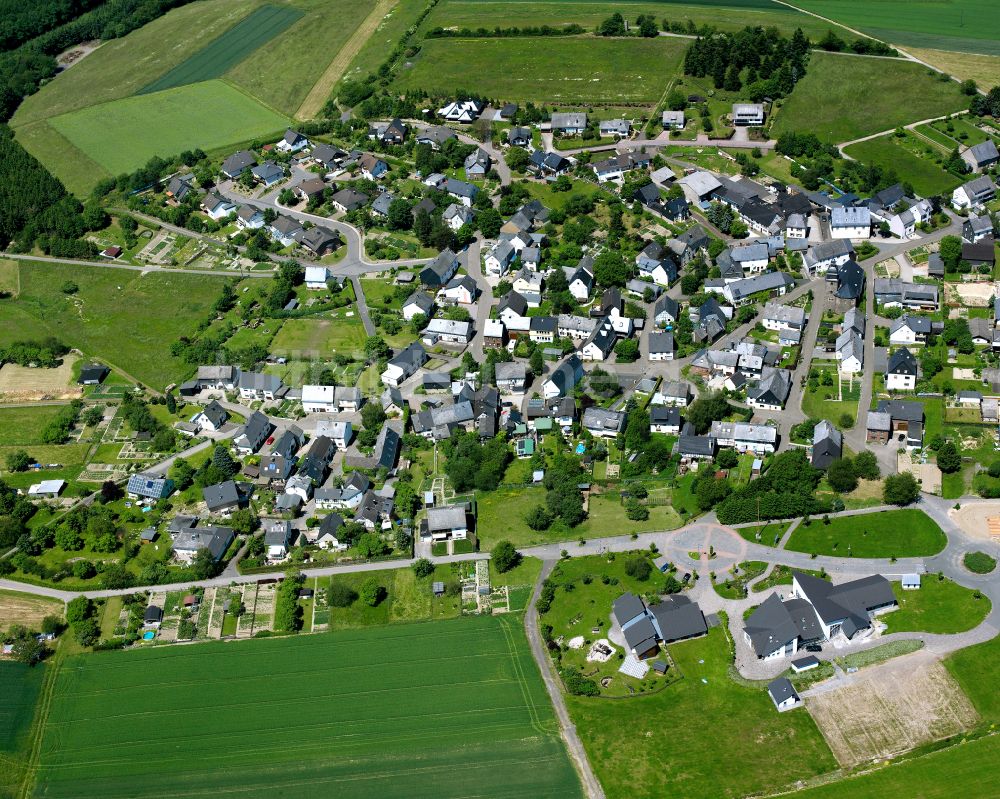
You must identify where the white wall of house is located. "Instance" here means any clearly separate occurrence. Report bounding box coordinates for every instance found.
[887,372,916,391]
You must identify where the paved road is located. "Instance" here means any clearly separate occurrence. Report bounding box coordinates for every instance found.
[0,252,270,278]
[351,275,377,335]
[525,561,606,799]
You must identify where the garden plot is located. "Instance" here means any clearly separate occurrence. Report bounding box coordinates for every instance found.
[806,657,977,767]
[236,583,258,638]
[194,587,215,639]
[0,357,81,401]
[949,281,999,306]
[251,583,276,632]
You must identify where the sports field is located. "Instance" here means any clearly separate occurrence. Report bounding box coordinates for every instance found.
[139,4,305,94]
[773,52,967,143]
[426,0,848,40]
[789,0,1000,55]
[47,80,289,177]
[0,262,231,389]
[32,616,583,798]
[393,36,688,105]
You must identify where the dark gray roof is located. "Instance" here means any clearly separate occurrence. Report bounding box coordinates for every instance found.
[613,592,646,626]
[203,480,241,512]
[648,598,707,642]
[768,677,799,706]
[743,593,808,657]
[794,572,896,628]
[887,347,918,376]
[622,616,658,655]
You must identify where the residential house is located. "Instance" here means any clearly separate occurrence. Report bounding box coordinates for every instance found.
[423,317,472,346]
[657,381,691,407]
[508,126,531,147]
[313,513,347,550]
[599,119,631,138]
[550,112,587,135]
[422,505,470,541]
[439,99,483,123]
[654,295,680,329]
[495,361,527,394]
[874,279,939,311]
[371,191,394,218]
[193,400,228,432]
[761,303,805,335]
[661,110,685,129]
[315,418,352,449]
[238,372,283,401]
[172,525,234,564]
[964,214,994,244]
[886,347,919,390]
[330,187,370,213]
[126,474,174,501]
[648,331,675,361]
[251,160,284,187]
[811,420,842,470]
[403,290,435,321]
[730,242,770,274]
[768,678,802,712]
[446,177,478,207]
[567,257,595,301]
[235,205,264,230]
[805,239,854,275]
[417,125,457,149]
[963,239,996,272]
[359,153,389,180]
[220,150,257,179]
[420,249,460,287]
[747,369,791,410]
[582,407,625,439]
[165,174,196,204]
[723,272,795,306]
[867,400,924,447]
[710,421,778,455]
[275,129,309,153]
[203,480,247,516]
[484,240,516,276]
[613,592,707,658]
[268,215,303,247]
[381,342,427,387]
[732,103,764,126]
[830,205,871,239]
[528,316,556,344]
[483,317,506,348]
[192,365,238,391]
[581,321,617,361]
[443,203,475,232]
[528,150,572,178]
[678,171,722,205]
[311,143,347,170]
[304,265,329,289]
[786,213,808,239]
[202,192,236,220]
[650,406,681,434]
[961,140,1000,172]
[678,423,717,461]
[464,148,491,177]
[440,275,477,306]
[543,354,584,399]
[952,175,996,210]
[263,520,294,561]
[233,411,272,454]
[889,315,932,346]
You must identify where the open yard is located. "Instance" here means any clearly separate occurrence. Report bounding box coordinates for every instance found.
[47,79,289,178]
[139,4,305,94]
[0,262,230,389]
[32,616,582,799]
[882,577,990,635]
[568,624,836,799]
[806,656,977,767]
[269,311,367,358]
[791,0,1000,55]
[843,134,963,197]
[784,509,947,558]
[392,35,688,105]
[0,589,63,634]
[774,51,967,143]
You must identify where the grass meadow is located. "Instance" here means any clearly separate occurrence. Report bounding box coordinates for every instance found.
[784,509,947,558]
[791,0,1000,55]
[32,616,583,799]
[843,134,963,196]
[0,262,230,388]
[47,80,289,177]
[392,36,688,105]
[567,625,836,798]
[773,52,968,143]
[139,4,305,94]
[269,311,368,358]
[882,577,990,635]
[0,406,66,446]
[426,0,846,40]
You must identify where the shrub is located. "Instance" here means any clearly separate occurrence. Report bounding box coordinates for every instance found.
[359,577,386,607]
[964,551,996,574]
[412,558,435,578]
[328,581,358,607]
[492,540,521,573]
[624,556,651,581]
[561,668,600,696]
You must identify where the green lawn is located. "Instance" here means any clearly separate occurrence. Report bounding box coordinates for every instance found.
[476,486,683,549]
[790,734,1000,798]
[773,52,967,143]
[269,311,367,358]
[784,509,947,558]
[882,577,990,634]
[844,134,963,196]
[0,406,68,446]
[33,616,583,799]
[792,0,1000,55]
[963,551,996,574]
[800,370,860,424]
[47,79,289,179]
[735,521,791,545]
[0,262,230,389]
[567,624,836,799]
[392,35,688,105]
[324,565,463,629]
[139,4,305,94]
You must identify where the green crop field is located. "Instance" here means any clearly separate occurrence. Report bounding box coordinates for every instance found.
[567,625,836,798]
[789,0,1000,55]
[0,262,230,389]
[844,134,963,196]
[392,36,688,105]
[0,662,44,754]
[139,4,305,94]
[773,52,967,143]
[47,80,289,178]
[427,0,848,40]
[32,616,582,799]
[784,509,947,558]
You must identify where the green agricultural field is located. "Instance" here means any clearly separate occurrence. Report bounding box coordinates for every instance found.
[791,734,1000,798]
[139,4,305,94]
[427,0,848,40]
[47,80,289,178]
[13,120,111,197]
[773,52,967,143]
[790,0,1000,55]
[784,509,947,558]
[946,629,1000,724]
[568,625,836,799]
[0,262,230,389]
[844,134,963,196]
[0,661,46,799]
[32,616,582,799]
[269,311,368,358]
[882,577,990,634]
[340,0,429,84]
[393,36,688,105]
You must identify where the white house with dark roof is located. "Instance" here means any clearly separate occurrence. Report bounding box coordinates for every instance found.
[961,140,999,173]
[276,129,309,153]
[952,175,996,211]
[886,347,919,390]
[830,206,871,239]
[550,112,587,135]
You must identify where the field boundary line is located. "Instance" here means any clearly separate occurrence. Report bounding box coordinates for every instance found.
[216,77,292,124]
[16,654,63,799]
[295,0,397,120]
[498,615,548,734]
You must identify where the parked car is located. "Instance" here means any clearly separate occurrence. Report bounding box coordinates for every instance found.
[805,644,822,652]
